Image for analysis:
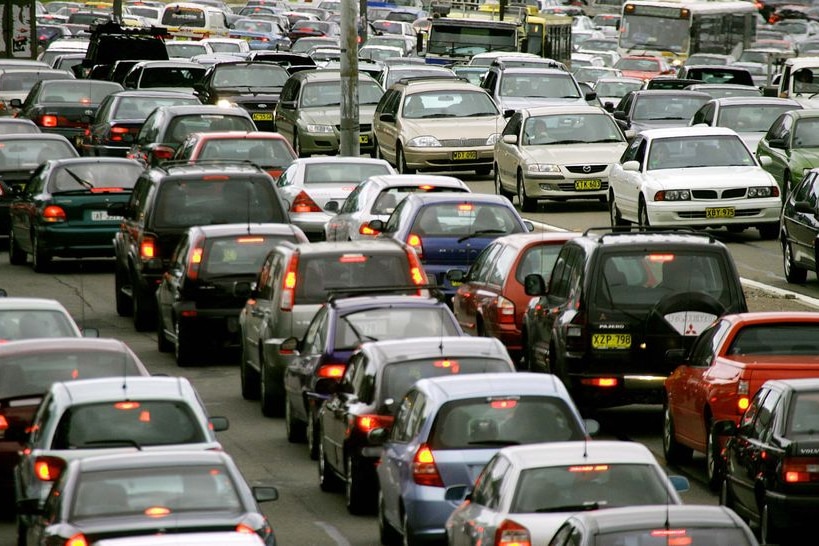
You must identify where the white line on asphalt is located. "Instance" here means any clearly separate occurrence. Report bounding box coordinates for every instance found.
[314,521,352,546]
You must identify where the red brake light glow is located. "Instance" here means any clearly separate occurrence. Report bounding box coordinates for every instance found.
[356,414,393,434]
[42,205,66,223]
[139,236,156,260]
[339,254,367,263]
[191,247,204,264]
[40,115,57,127]
[783,457,819,483]
[317,363,346,378]
[66,533,89,546]
[34,456,65,482]
[236,523,256,534]
[359,223,377,236]
[144,506,170,517]
[151,146,174,160]
[281,254,299,310]
[412,444,443,487]
[495,519,531,546]
[457,203,473,211]
[292,191,322,213]
[0,415,8,431]
[490,400,517,409]
[114,401,141,410]
[569,464,610,472]
[648,253,675,263]
[237,237,265,243]
[203,175,229,180]
[580,377,618,388]
[433,359,460,373]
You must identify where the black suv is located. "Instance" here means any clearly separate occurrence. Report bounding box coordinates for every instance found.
[111,162,290,332]
[521,228,748,409]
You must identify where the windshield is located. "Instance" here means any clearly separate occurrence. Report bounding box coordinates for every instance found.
[295,253,415,304]
[523,113,624,145]
[717,104,797,132]
[166,114,256,144]
[632,94,710,121]
[410,203,522,236]
[619,14,689,53]
[0,310,77,341]
[582,38,618,51]
[199,138,295,167]
[300,80,384,107]
[162,6,206,27]
[333,307,459,349]
[427,24,517,56]
[647,134,755,169]
[0,139,77,169]
[208,41,241,53]
[0,71,72,93]
[39,81,120,103]
[616,57,660,71]
[738,50,768,63]
[594,80,642,98]
[500,73,580,99]
[233,19,274,33]
[140,66,205,88]
[166,42,208,58]
[49,162,143,192]
[298,162,392,184]
[401,90,498,118]
[199,234,300,278]
[212,64,289,87]
[793,118,819,148]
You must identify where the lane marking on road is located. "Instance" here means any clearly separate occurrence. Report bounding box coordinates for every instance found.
[525,218,819,308]
[314,521,352,546]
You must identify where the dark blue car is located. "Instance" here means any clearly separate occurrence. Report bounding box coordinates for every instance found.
[370,193,533,303]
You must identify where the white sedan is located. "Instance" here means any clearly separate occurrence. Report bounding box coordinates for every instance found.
[608,126,782,239]
[494,105,628,212]
[445,441,688,546]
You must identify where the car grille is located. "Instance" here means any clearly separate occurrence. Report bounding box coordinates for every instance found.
[566,164,607,174]
[556,181,609,191]
[334,124,372,132]
[237,101,277,110]
[691,188,747,199]
[437,138,488,147]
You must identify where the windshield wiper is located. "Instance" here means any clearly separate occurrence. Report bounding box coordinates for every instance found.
[418,113,458,118]
[588,138,624,143]
[74,439,142,449]
[458,229,506,243]
[646,116,687,121]
[467,439,520,446]
[341,316,377,342]
[549,139,585,145]
[64,168,95,190]
[535,502,601,513]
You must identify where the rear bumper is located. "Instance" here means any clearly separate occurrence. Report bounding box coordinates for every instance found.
[404,485,459,542]
[765,489,819,528]
[39,224,121,258]
[176,307,244,346]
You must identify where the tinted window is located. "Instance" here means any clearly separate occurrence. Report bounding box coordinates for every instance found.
[198,138,295,168]
[40,82,121,103]
[0,310,77,341]
[48,162,143,192]
[212,64,289,87]
[788,391,819,436]
[718,104,803,133]
[428,395,583,449]
[333,307,459,349]
[200,234,301,278]
[411,203,522,236]
[165,114,256,144]
[140,66,206,88]
[298,162,393,184]
[632,94,710,121]
[162,6,206,26]
[371,185,468,214]
[727,323,819,355]
[516,244,563,283]
[296,252,412,304]
[0,139,76,169]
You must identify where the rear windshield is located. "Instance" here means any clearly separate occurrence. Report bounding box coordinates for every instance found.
[297,252,412,304]
[334,307,459,350]
[371,184,469,215]
[199,138,295,168]
[139,66,206,88]
[200,234,301,277]
[153,179,286,227]
[211,64,289,87]
[510,463,672,512]
[166,114,256,145]
[787,391,819,436]
[0,71,72,93]
[72,464,241,518]
[597,529,750,546]
[596,251,734,308]
[39,81,121,103]
[428,395,584,450]
[515,243,563,283]
[410,203,523,237]
[0,310,77,341]
[0,351,145,399]
[113,95,200,119]
[0,139,76,170]
[48,162,143,192]
[162,6,206,27]
[728,323,819,355]
[53,400,206,449]
[166,42,208,58]
[0,121,40,135]
[299,162,393,185]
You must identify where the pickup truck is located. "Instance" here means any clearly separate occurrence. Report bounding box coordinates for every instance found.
[762,56,819,107]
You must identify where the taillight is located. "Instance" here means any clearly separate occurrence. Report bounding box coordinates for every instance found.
[406,246,426,287]
[412,444,443,487]
[783,457,819,483]
[151,146,174,161]
[359,223,377,236]
[497,295,515,324]
[139,234,157,261]
[354,414,393,435]
[0,415,8,431]
[40,115,58,127]
[317,363,346,378]
[407,233,423,260]
[280,253,299,310]
[580,377,618,388]
[66,534,88,546]
[187,236,205,281]
[42,205,66,223]
[34,455,65,482]
[737,380,750,414]
[236,523,256,534]
[109,125,130,142]
[291,191,322,213]
[565,309,587,352]
[495,519,531,546]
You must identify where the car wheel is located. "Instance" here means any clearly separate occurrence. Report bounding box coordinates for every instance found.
[662,402,693,464]
[285,392,307,443]
[156,309,173,353]
[609,192,629,232]
[402,510,421,546]
[760,502,781,544]
[638,198,651,230]
[495,166,513,201]
[8,229,26,265]
[174,320,197,367]
[719,477,735,511]
[132,281,156,332]
[318,430,341,492]
[397,145,415,175]
[31,232,51,273]
[115,265,132,317]
[240,341,260,400]
[706,422,723,491]
[757,223,778,240]
[307,411,319,460]
[517,171,537,212]
[260,359,283,417]
[378,489,401,545]
[783,239,808,283]
[475,166,491,176]
[345,454,370,515]
[294,131,309,158]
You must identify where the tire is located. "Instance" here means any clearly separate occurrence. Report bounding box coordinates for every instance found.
[294,131,309,158]
[609,193,630,231]
[174,320,198,367]
[31,232,50,273]
[132,281,155,332]
[783,239,808,283]
[345,454,371,515]
[115,265,132,317]
[397,145,415,175]
[517,171,537,213]
[402,510,421,546]
[318,432,341,492]
[706,422,723,491]
[156,309,173,353]
[719,477,735,511]
[494,165,513,201]
[307,410,319,460]
[757,223,778,240]
[638,198,651,230]
[240,341,260,401]
[8,229,26,265]
[285,392,307,443]
[378,489,401,545]
[475,166,491,177]
[260,360,283,418]
[662,403,693,464]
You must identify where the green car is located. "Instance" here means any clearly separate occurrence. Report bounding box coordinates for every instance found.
[756,108,819,199]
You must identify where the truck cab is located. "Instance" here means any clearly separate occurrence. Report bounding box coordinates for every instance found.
[764,57,819,107]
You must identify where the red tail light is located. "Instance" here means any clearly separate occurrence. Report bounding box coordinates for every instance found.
[495,519,531,546]
[783,457,819,483]
[291,191,322,213]
[34,455,65,482]
[406,246,426,287]
[139,234,157,261]
[40,115,58,127]
[580,377,618,388]
[359,223,377,236]
[280,254,299,310]
[42,205,66,223]
[317,363,346,378]
[187,236,205,280]
[236,523,256,534]
[151,146,175,161]
[66,534,88,546]
[407,233,423,260]
[354,414,393,435]
[0,415,8,431]
[412,444,443,487]
[497,295,515,324]
[109,125,130,142]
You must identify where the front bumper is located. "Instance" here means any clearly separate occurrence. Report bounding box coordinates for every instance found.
[298,128,375,155]
[523,172,609,199]
[404,145,493,172]
[645,198,782,228]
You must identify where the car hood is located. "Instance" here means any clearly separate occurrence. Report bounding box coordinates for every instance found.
[499,96,586,111]
[646,165,776,187]
[738,132,765,152]
[400,115,504,141]
[299,104,377,124]
[630,119,693,132]
[519,141,627,164]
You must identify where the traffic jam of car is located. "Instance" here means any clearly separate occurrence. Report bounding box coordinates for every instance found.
[2,0,819,544]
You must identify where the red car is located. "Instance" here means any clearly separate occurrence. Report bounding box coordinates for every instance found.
[614,55,676,80]
[450,231,580,366]
[171,130,297,179]
[663,311,819,490]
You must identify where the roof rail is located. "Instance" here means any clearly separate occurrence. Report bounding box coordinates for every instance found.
[581,226,714,242]
[88,20,168,37]
[396,75,469,85]
[159,159,265,170]
[327,284,445,303]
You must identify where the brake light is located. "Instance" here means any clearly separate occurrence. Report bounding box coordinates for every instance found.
[317,363,346,378]
[737,380,750,414]
[42,205,66,223]
[114,401,140,410]
[139,235,157,260]
[581,377,618,388]
[34,456,65,482]
[145,506,170,517]
[151,146,174,160]
[490,400,517,409]
[495,519,531,546]
[497,295,515,324]
[66,534,88,546]
[340,254,367,263]
[406,246,426,287]
[236,523,256,534]
[354,414,393,434]
[412,444,443,487]
[188,238,205,281]
[110,125,130,141]
[407,233,423,259]
[291,191,322,213]
[433,359,460,373]
[783,457,819,483]
[40,115,57,127]
[0,415,8,431]
[280,254,299,310]
[359,223,377,236]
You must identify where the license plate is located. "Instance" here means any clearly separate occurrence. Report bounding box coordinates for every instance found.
[575,179,602,190]
[705,207,735,219]
[252,113,273,121]
[591,333,631,349]
[452,150,478,161]
[359,134,369,144]
[90,210,122,221]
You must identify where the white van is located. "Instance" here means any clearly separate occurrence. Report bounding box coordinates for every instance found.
[160,2,229,40]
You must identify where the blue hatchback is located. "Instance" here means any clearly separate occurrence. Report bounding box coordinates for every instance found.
[371,193,534,303]
[374,372,599,545]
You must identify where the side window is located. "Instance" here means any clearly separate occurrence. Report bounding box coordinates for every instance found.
[470,455,499,506]
[170,235,190,273]
[690,105,708,126]
[341,184,363,213]
[808,175,819,209]
[468,242,501,283]
[390,390,417,442]
[475,455,509,509]
[403,392,427,439]
[277,163,296,187]
[268,253,285,302]
[792,172,815,203]
[701,103,715,125]
[302,306,328,354]
[280,80,298,103]
[502,112,522,137]
[127,176,151,220]
[29,394,54,448]
[488,245,516,286]
[24,167,46,196]
[620,135,642,163]
[739,388,767,432]
[634,139,647,165]
[780,114,794,143]
[753,387,781,441]
[256,253,274,299]
[350,354,372,403]
[549,246,577,299]
[548,247,570,297]
[688,320,725,366]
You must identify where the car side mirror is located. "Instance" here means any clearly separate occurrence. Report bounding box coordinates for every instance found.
[233,281,252,299]
[379,112,396,123]
[446,269,465,283]
[584,91,597,101]
[209,416,229,432]
[669,475,690,493]
[758,155,773,167]
[612,110,627,121]
[712,419,737,437]
[367,427,389,444]
[768,138,786,149]
[81,327,99,338]
[9,98,21,108]
[795,200,816,214]
[107,201,128,218]
[367,219,386,232]
[762,85,778,97]
[524,220,534,232]
[193,82,206,93]
[314,377,340,397]
[252,485,279,503]
[279,336,300,354]
[502,134,517,144]
[503,109,516,118]
[524,273,546,296]
[444,484,471,502]
[325,200,339,213]
[604,101,614,113]
[622,160,640,172]
[0,288,7,297]
[16,497,42,515]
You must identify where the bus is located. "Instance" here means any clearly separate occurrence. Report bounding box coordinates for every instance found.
[617,0,757,64]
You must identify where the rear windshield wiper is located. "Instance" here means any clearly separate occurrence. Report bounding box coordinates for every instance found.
[535,502,601,513]
[467,439,520,446]
[64,168,95,190]
[458,229,506,243]
[341,316,378,342]
[73,439,142,449]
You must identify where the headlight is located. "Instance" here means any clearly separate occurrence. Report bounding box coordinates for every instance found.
[527,163,560,174]
[748,186,776,198]
[486,133,501,146]
[216,99,234,108]
[407,136,441,147]
[657,189,691,201]
[306,124,334,133]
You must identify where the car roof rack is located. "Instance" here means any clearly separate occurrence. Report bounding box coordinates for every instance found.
[327,284,444,303]
[397,75,470,86]
[158,159,266,171]
[582,226,716,243]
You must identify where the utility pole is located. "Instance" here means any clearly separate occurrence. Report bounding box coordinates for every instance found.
[339,0,360,156]
[113,0,122,21]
